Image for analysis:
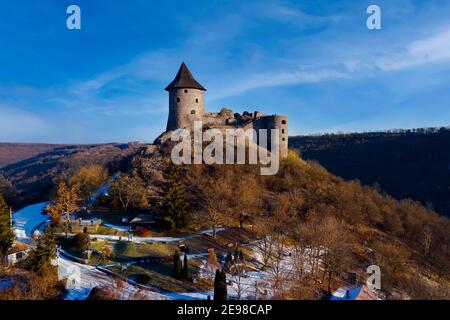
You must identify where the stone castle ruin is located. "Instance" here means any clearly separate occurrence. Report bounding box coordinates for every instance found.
[159,63,288,158]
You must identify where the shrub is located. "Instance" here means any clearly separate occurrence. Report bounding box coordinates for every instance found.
[73,232,91,250]
[138,227,150,236]
[135,274,151,285]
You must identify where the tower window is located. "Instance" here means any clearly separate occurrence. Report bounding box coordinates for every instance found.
[282,129,285,134]
[184,89,188,93]
[282,138,286,141]
[191,110,196,114]
[177,97,180,103]
[196,98,199,103]
[281,120,286,124]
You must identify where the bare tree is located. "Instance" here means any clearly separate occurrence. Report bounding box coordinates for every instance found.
[228,263,251,300]
[318,217,352,293]
[199,197,225,238]
[422,226,433,257]
[254,236,275,270]
[110,174,147,211]
[47,182,81,238]
[267,233,288,292]
[70,165,108,208]
[291,225,309,284]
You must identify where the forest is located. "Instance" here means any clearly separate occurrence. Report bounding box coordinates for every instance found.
[289,127,450,217]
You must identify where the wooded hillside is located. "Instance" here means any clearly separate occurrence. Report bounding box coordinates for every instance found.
[289,127,450,217]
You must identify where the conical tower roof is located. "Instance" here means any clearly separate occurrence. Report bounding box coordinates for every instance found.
[165,63,206,91]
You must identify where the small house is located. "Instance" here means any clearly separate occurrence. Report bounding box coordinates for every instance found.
[7,240,31,265]
[330,285,381,300]
[70,217,102,233]
[130,214,157,233]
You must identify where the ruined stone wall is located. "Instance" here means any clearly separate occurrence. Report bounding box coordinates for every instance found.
[201,113,288,159]
[165,97,288,158]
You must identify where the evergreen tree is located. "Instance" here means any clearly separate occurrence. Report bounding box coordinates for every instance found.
[181,253,188,279]
[220,270,228,300]
[173,249,182,279]
[213,269,221,299]
[0,192,14,260]
[214,269,228,300]
[31,225,57,274]
[160,166,188,231]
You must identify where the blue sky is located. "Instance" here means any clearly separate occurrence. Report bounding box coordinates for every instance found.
[1,0,450,143]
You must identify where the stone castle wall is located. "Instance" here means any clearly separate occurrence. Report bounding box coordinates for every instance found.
[165,91,288,158]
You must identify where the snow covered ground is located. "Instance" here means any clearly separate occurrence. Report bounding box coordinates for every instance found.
[90,175,117,204]
[58,255,168,300]
[102,223,130,231]
[10,201,284,300]
[90,234,186,243]
[13,202,50,244]
[200,227,225,236]
[164,291,212,300]
[194,240,326,300]
[93,226,226,242]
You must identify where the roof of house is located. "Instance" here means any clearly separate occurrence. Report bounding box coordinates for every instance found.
[7,240,31,255]
[130,214,157,224]
[165,63,206,91]
[330,285,381,300]
[330,287,362,300]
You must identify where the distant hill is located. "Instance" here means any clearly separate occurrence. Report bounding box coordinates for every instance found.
[0,143,142,207]
[0,143,66,168]
[289,127,450,217]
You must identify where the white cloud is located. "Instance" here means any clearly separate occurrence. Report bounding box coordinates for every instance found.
[254,1,340,28]
[210,67,347,100]
[0,106,50,141]
[376,27,450,71]
[56,50,180,117]
[209,26,450,99]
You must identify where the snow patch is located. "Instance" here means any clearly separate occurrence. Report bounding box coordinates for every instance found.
[13,202,50,243]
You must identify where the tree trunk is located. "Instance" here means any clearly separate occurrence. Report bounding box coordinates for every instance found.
[65,211,69,239]
[328,272,333,294]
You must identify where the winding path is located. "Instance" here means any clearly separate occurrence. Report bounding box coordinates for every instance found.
[13,202,49,244]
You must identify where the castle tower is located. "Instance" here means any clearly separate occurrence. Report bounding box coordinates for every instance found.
[165,63,206,131]
[253,115,289,159]
[271,115,288,159]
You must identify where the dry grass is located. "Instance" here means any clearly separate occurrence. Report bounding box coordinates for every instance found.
[113,241,177,259]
